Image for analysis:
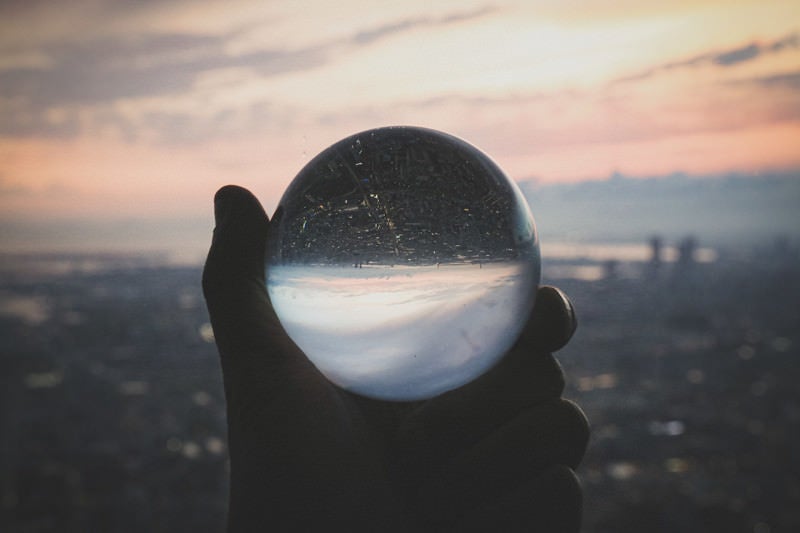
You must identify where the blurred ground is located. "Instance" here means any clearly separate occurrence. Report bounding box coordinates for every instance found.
[0,242,798,532]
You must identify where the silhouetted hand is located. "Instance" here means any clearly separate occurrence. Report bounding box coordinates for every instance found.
[203,185,589,532]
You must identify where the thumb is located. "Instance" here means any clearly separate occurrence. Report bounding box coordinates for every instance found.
[202,185,300,394]
[203,184,269,293]
[202,187,400,530]
[516,285,577,353]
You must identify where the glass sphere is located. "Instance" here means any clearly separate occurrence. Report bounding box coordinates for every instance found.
[266,126,540,401]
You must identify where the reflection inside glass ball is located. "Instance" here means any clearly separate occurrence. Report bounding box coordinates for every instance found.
[266,126,540,401]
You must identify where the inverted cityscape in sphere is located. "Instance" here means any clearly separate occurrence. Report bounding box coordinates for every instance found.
[266,126,541,400]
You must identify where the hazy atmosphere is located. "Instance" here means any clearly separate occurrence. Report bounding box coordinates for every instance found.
[1,0,798,254]
[2,2,800,532]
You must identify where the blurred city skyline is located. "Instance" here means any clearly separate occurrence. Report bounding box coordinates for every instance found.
[2,170,798,263]
[0,0,798,238]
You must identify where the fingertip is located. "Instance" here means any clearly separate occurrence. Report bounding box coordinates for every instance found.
[204,185,270,296]
[538,286,577,334]
[553,398,591,469]
[522,285,577,353]
[213,185,270,228]
[213,185,236,228]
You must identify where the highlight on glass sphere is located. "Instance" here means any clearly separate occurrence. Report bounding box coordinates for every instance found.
[266,126,540,401]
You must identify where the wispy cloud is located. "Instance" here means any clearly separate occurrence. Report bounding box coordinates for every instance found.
[731,69,800,90]
[351,5,497,45]
[712,43,759,66]
[0,4,497,139]
[613,32,799,84]
[0,33,324,106]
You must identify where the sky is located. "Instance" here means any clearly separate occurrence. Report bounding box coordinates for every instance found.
[0,0,798,252]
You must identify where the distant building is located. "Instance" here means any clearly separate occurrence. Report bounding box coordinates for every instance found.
[671,235,699,284]
[603,259,619,280]
[677,236,697,267]
[644,235,663,280]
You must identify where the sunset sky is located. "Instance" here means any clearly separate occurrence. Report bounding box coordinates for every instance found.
[1,0,798,252]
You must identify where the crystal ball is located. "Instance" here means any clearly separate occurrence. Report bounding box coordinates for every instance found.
[266,126,540,401]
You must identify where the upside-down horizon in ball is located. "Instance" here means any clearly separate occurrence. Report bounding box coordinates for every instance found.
[266,126,540,401]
